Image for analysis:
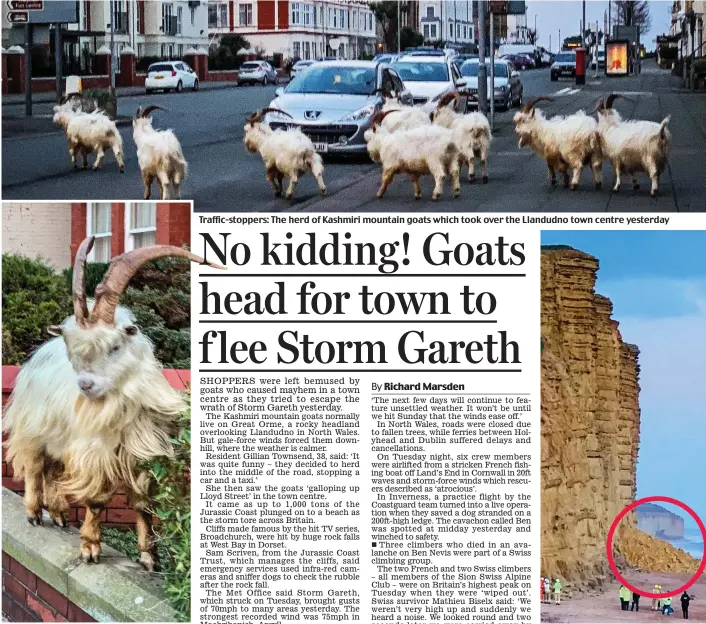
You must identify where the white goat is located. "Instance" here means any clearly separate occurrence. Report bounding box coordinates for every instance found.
[513,97,603,190]
[377,96,432,133]
[431,92,492,183]
[364,110,461,200]
[132,105,188,200]
[3,239,224,570]
[592,94,671,197]
[243,107,327,200]
[53,96,125,173]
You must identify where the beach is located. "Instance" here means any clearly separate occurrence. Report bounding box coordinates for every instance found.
[541,570,706,623]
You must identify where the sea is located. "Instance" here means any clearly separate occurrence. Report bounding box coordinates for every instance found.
[667,528,705,560]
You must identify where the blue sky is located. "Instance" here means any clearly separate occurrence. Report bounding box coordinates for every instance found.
[526,0,673,52]
[542,231,706,530]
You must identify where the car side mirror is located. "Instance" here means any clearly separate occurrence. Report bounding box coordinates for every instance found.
[511,71,520,78]
[455,78,468,88]
[275,87,284,97]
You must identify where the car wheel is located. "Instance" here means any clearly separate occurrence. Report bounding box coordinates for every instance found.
[193,79,199,91]
[518,90,523,106]
[550,73,558,82]
[262,76,268,85]
[176,80,183,93]
[146,88,153,94]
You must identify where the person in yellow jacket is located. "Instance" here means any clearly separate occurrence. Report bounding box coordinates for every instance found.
[652,584,663,610]
[619,585,632,610]
[553,577,562,605]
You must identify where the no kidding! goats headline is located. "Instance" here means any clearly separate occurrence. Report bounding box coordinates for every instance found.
[193,230,528,370]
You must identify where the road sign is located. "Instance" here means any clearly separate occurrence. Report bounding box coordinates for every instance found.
[7,10,28,22]
[7,1,43,10]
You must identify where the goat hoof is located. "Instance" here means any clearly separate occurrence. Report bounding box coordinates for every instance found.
[274,191,282,197]
[595,182,603,190]
[140,551,156,572]
[92,167,100,172]
[469,175,477,184]
[651,190,658,197]
[119,168,125,174]
[414,195,421,200]
[51,513,68,528]
[570,184,578,191]
[550,180,556,187]
[320,187,327,196]
[27,512,42,526]
[482,176,488,184]
[633,183,640,190]
[80,541,101,564]
[285,193,294,200]
[432,195,440,201]
[453,190,461,198]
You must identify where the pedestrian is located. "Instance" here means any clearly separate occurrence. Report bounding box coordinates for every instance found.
[619,585,631,610]
[543,577,551,603]
[681,592,693,619]
[540,577,545,603]
[553,577,562,605]
[631,590,641,612]
[663,596,674,615]
[619,585,627,610]
[653,584,663,610]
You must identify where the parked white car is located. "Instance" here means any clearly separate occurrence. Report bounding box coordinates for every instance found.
[291,59,316,79]
[145,61,198,93]
[238,60,278,85]
[391,54,462,110]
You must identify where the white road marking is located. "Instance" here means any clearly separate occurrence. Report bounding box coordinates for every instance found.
[554,87,572,95]
[567,88,581,95]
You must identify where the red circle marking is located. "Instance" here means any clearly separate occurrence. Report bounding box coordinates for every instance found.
[606,496,706,599]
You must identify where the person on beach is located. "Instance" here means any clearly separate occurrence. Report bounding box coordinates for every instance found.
[681,592,693,619]
[553,577,562,605]
[543,577,551,603]
[540,577,545,603]
[631,590,641,612]
[653,584,663,610]
[619,585,631,610]
[663,596,674,615]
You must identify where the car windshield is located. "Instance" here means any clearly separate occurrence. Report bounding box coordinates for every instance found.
[392,61,449,82]
[241,62,262,69]
[460,62,509,78]
[286,66,376,95]
[556,53,575,62]
[148,64,173,73]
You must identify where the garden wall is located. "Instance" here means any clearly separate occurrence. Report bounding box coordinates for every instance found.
[1,365,190,529]
[2,488,180,622]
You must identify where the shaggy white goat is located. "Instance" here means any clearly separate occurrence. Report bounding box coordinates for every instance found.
[431,92,492,183]
[243,107,327,200]
[364,110,461,200]
[52,96,125,173]
[132,105,188,200]
[513,97,603,190]
[592,94,671,197]
[3,239,224,570]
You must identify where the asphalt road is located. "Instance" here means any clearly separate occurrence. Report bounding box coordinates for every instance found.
[3,62,705,212]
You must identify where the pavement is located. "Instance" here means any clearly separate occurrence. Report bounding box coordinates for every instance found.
[2,60,705,212]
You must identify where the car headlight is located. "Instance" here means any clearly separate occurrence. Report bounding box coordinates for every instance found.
[551,64,558,70]
[339,104,376,121]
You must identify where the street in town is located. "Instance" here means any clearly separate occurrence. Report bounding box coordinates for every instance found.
[2,60,705,212]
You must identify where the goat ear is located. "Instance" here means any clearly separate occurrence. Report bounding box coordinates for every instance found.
[47,325,63,337]
[124,325,139,337]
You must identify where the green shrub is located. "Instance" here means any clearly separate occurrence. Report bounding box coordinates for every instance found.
[1,254,72,365]
[2,254,191,369]
[143,398,191,620]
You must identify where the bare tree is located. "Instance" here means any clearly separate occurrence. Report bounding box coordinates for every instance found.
[612,0,652,34]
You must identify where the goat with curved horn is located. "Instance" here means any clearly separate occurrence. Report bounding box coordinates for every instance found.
[72,236,94,327]
[248,107,293,126]
[370,109,401,131]
[436,91,462,111]
[520,96,554,114]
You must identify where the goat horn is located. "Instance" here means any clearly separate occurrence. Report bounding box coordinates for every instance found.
[249,107,293,126]
[521,96,554,113]
[91,246,227,326]
[72,237,94,327]
[139,105,164,118]
[437,91,461,110]
[370,109,399,131]
[588,97,606,115]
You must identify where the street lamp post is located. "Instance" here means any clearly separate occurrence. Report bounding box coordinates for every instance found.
[397,0,401,53]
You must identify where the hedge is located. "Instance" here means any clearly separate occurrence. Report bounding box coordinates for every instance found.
[2,254,190,369]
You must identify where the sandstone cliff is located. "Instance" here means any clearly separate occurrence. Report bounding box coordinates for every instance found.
[637,503,685,540]
[541,247,641,585]
[541,247,700,585]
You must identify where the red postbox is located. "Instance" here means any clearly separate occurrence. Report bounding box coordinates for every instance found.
[575,47,586,85]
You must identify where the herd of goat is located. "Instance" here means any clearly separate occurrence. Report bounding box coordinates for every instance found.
[53,90,671,200]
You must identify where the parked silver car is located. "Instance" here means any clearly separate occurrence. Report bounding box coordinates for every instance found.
[265,60,413,155]
[290,59,316,79]
[391,54,462,109]
[238,60,278,85]
[459,58,523,111]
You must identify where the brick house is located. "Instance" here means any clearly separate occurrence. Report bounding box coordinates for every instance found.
[2,202,192,270]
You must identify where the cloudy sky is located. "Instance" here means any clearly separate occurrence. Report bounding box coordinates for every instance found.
[541,230,706,531]
[525,0,673,51]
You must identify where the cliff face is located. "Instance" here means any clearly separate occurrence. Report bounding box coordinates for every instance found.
[541,248,641,585]
[637,504,685,540]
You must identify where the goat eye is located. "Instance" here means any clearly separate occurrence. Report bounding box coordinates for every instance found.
[109,345,121,354]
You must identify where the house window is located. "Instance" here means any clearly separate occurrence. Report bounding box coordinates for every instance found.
[293,41,301,58]
[304,41,311,59]
[178,44,184,57]
[291,2,301,25]
[208,3,218,27]
[426,6,434,19]
[87,203,112,263]
[82,0,89,29]
[177,6,182,34]
[162,3,174,34]
[239,3,253,26]
[463,25,467,39]
[136,1,142,34]
[430,24,437,39]
[110,0,126,33]
[125,203,156,251]
[449,23,453,37]
[137,43,144,57]
[423,24,430,39]
[190,6,196,26]
[457,23,461,38]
